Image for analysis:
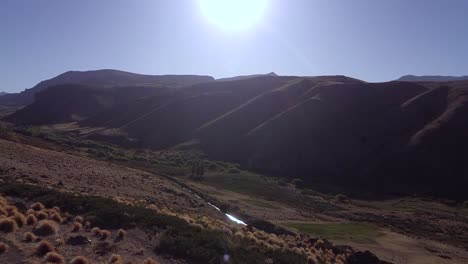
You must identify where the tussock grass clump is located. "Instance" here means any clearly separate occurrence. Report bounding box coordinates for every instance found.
[24,231,38,242]
[52,206,61,213]
[11,212,27,227]
[107,254,122,264]
[72,222,82,232]
[0,242,9,254]
[100,229,112,240]
[142,258,159,264]
[55,238,65,246]
[44,251,65,264]
[37,211,48,220]
[91,227,101,236]
[35,240,54,256]
[6,205,18,216]
[74,216,84,224]
[0,207,7,216]
[31,202,45,211]
[49,212,63,223]
[70,256,89,264]
[33,220,59,236]
[26,209,36,216]
[0,217,18,233]
[117,228,126,239]
[27,214,38,225]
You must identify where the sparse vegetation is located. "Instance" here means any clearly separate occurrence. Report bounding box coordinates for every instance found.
[107,254,122,264]
[72,222,82,232]
[117,228,126,240]
[99,229,112,240]
[31,202,45,211]
[23,231,38,242]
[0,242,9,254]
[35,240,54,256]
[0,217,18,233]
[33,220,59,236]
[284,222,383,244]
[70,256,90,264]
[44,251,65,264]
[26,214,38,225]
[10,212,26,227]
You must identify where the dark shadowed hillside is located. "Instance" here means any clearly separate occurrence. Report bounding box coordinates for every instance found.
[0,92,8,96]
[3,84,173,125]
[4,74,468,199]
[0,69,214,106]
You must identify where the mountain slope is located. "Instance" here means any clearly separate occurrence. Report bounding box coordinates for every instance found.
[397,75,468,82]
[5,71,468,199]
[4,84,172,125]
[0,69,214,106]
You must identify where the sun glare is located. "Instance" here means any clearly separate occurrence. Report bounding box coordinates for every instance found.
[199,0,268,31]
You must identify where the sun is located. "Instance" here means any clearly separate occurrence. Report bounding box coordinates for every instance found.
[199,0,268,31]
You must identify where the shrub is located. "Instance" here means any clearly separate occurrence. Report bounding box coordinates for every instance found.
[91,227,101,236]
[72,222,82,232]
[55,238,65,246]
[44,252,65,264]
[49,212,63,224]
[26,209,36,215]
[31,202,45,211]
[142,258,159,264]
[100,229,112,240]
[33,220,59,236]
[117,228,126,239]
[0,242,8,254]
[0,207,7,216]
[35,240,54,256]
[27,214,38,225]
[74,216,84,224]
[6,205,18,216]
[93,241,116,256]
[70,256,90,264]
[107,254,122,264]
[10,212,27,227]
[24,231,38,242]
[0,217,18,233]
[37,211,48,220]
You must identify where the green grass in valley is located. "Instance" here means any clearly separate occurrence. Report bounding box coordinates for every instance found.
[284,222,384,244]
[242,198,280,209]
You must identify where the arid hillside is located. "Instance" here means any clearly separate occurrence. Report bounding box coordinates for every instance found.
[3,73,468,199]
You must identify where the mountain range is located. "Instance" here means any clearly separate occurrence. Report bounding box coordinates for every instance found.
[2,70,468,200]
[397,75,468,82]
[0,69,214,106]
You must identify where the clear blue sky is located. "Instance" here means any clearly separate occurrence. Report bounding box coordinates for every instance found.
[2,0,468,92]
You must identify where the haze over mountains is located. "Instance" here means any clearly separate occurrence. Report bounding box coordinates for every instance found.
[2,70,468,200]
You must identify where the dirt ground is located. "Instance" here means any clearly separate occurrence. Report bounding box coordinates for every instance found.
[0,138,220,219]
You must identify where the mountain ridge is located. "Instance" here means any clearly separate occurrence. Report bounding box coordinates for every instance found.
[397,74,468,82]
[0,69,214,106]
